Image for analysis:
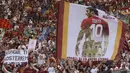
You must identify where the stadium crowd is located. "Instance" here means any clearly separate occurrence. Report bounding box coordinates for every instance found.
[0,0,129,73]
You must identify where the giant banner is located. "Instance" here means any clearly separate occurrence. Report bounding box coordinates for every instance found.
[57,2,125,61]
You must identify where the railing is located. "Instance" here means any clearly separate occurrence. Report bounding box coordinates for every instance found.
[112,70,130,73]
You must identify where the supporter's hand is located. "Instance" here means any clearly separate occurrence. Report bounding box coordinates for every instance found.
[75,43,80,56]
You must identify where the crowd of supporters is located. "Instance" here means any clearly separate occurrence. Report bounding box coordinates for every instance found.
[0,0,129,73]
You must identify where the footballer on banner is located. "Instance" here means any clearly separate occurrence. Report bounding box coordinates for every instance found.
[75,7,109,57]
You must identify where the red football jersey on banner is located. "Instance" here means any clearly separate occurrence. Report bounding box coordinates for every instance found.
[80,16,109,42]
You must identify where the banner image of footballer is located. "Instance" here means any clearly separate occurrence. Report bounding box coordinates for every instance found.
[75,7,109,58]
[57,2,125,61]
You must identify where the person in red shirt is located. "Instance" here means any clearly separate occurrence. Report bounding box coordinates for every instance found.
[24,63,37,73]
[75,7,109,57]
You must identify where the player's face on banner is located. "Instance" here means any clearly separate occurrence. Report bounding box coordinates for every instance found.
[86,9,91,17]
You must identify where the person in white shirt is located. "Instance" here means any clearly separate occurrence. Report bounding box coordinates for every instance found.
[37,53,46,65]
[90,65,99,73]
[48,66,56,73]
[120,63,129,70]
[74,69,79,73]
[47,63,56,73]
